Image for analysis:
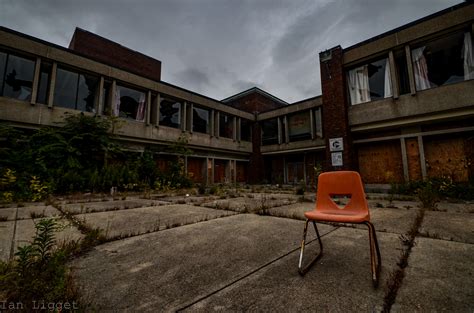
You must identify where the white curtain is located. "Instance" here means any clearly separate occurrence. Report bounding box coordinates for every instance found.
[384,58,392,98]
[136,93,146,121]
[462,32,474,80]
[412,47,431,91]
[347,65,370,105]
[113,87,121,117]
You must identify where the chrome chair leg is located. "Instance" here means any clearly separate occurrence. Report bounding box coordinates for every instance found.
[298,220,323,276]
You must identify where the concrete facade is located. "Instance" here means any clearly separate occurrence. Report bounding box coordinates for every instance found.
[0,2,473,185]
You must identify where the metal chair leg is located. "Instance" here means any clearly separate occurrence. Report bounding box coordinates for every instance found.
[366,222,382,287]
[298,220,323,276]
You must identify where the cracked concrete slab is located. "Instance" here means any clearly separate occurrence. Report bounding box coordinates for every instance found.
[394,237,474,312]
[62,199,168,214]
[0,221,14,261]
[185,227,403,312]
[201,196,297,213]
[420,211,474,243]
[70,214,335,312]
[75,205,239,239]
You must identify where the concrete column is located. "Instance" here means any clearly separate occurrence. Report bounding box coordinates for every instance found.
[400,137,409,182]
[97,76,104,114]
[388,51,399,99]
[47,62,57,108]
[30,57,41,105]
[277,117,282,144]
[155,93,161,126]
[405,45,416,96]
[284,115,289,143]
[315,108,323,138]
[418,136,427,180]
[310,109,315,140]
[237,117,241,142]
[145,90,151,126]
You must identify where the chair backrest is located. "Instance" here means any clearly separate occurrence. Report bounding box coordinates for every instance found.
[315,171,369,214]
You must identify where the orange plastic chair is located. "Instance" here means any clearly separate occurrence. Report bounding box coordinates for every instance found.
[298,171,381,287]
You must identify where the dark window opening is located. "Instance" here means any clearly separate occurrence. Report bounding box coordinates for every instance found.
[114,85,146,121]
[240,119,252,142]
[219,113,233,139]
[54,67,98,112]
[37,62,51,104]
[101,81,111,115]
[1,53,35,101]
[395,52,410,95]
[288,111,311,142]
[261,118,278,145]
[160,98,181,129]
[192,105,210,134]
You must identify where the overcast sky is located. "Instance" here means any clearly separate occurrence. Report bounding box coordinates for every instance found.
[0,0,462,103]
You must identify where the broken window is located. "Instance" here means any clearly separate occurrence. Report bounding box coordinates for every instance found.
[159,98,181,129]
[347,57,392,105]
[261,118,278,145]
[412,31,473,91]
[37,62,51,104]
[219,113,233,139]
[113,85,146,121]
[240,119,252,142]
[395,52,411,95]
[288,111,312,142]
[54,67,98,112]
[101,81,111,115]
[0,52,35,101]
[193,105,210,134]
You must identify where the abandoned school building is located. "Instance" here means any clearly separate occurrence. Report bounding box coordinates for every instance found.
[0,2,473,186]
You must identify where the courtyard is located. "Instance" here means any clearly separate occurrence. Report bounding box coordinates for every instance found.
[1,187,473,311]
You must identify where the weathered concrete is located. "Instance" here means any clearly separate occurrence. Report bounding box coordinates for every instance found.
[185,228,402,312]
[436,201,474,214]
[202,195,297,213]
[394,237,474,312]
[420,211,474,244]
[71,214,335,311]
[62,199,168,215]
[265,202,313,220]
[75,205,239,239]
[0,218,83,261]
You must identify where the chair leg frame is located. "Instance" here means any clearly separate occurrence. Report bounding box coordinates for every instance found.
[298,219,323,276]
[298,219,382,287]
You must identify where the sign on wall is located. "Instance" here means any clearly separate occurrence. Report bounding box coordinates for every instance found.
[331,152,343,167]
[329,137,344,152]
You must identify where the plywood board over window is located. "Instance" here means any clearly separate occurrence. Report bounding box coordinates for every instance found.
[357,141,404,184]
[424,136,470,182]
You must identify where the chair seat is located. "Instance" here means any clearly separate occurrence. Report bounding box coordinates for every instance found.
[304,209,369,223]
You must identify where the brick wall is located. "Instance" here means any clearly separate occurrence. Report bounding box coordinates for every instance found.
[319,46,353,171]
[405,138,423,181]
[69,28,161,81]
[187,157,206,183]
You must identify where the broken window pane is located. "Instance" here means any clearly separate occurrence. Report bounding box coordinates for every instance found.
[192,105,210,134]
[412,31,470,91]
[114,85,146,121]
[160,98,181,129]
[288,111,311,142]
[219,113,233,139]
[77,74,98,113]
[261,118,278,145]
[54,68,78,109]
[37,62,51,104]
[3,54,35,101]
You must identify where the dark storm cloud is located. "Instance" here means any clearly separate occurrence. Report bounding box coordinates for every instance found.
[0,0,462,103]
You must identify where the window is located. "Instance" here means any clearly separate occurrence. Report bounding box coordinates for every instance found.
[160,98,181,128]
[395,52,410,95]
[37,63,51,104]
[192,105,210,134]
[113,85,146,121]
[0,52,35,101]
[412,31,473,91]
[54,67,98,112]
[101,81,111,115]
[288,111,311,142]
[240,119,252,142]
[347,57,392,105]
[261,118,278,145]
[314,108,323,138]
[219,113,233,139]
